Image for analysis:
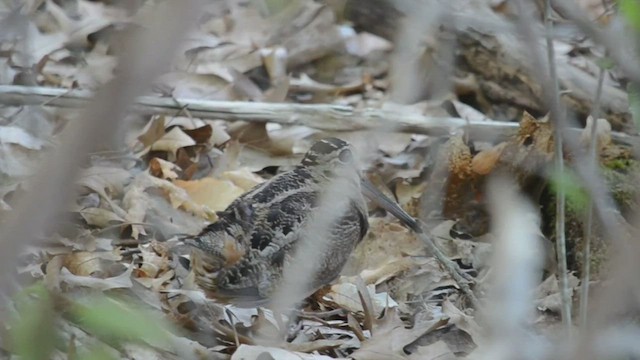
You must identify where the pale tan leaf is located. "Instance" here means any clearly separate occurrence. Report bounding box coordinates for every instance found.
[0,126,47,150]
[325,282,398,317]
[60,265,133,291]
[472,142,507,175]
[62,251,121,277]
[149,158,180,180]
[174,177,245,213]
[220,168,265,191]
[127,172,216,220]
[137,116,166,149]
[580,116,612,151]
[151,127,196,156]
[77,166,132,199]
[122,185,149,239]
[79,207,125,228]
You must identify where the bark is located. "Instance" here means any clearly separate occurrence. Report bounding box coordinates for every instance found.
[343,0,632,131]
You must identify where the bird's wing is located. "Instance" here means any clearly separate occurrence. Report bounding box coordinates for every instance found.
[213,250,281,304]
[249,188,318,255]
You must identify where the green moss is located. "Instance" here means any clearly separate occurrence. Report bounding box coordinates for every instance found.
[542,157,639,279]
[601,159,640,215]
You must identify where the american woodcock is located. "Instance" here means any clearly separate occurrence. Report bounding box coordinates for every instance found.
[184,138,369,305]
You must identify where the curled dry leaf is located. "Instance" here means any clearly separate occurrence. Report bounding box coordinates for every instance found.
[60,265,133,291]
[580,116,612,151]
[127,172,216,221]
[229,122,294,156]
[154,72,236,100]
[122,184,149,239]
[79,207,125,228]
[0,126,47,150]
[77,166,132,199]
[137,116,166,149]
[261,47,288,81]
[183,124,213,144]
[134,244,171,279]
[448,100,491,122]
[0,133,48,186]
[205,120,232,146]
[343,29,393,58]
[149,158,180,180]
[151,127,196,157]
[325,282,398,316]
[471,142,507,175]
[62,251,121,277]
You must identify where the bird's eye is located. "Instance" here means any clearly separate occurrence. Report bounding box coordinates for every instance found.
[338,149,352,162]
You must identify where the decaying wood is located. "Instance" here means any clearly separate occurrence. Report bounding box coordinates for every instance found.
[343,0,632,131]
[0,85,637,147]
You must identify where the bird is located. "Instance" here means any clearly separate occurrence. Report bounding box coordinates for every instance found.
[184,137,369,305]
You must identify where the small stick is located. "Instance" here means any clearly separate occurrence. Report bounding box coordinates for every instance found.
[361,179,480,308]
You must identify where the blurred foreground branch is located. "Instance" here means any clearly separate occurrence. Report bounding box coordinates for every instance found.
[0,0,205,305]
[0,85,637,146]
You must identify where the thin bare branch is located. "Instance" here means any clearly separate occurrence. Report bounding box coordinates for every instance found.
[579,57,607,326]
[0,84,637,146]
[545,0,572,333]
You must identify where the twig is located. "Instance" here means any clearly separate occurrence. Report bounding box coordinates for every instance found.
[545,0,572,334]
[361,179,480,308]
[0,84,637,146]
[580,56,606,326]
[511,0,574,334]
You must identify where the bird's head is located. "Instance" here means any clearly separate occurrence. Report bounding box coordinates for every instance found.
[301,137,357,174]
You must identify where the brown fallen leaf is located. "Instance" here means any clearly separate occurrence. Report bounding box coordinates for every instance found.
[183,124,213,144]
[471,141,507,175]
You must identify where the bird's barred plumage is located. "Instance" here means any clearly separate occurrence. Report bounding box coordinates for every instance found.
[185,137,368,305]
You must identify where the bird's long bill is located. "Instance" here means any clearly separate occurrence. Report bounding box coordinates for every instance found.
[360,178,423,233]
